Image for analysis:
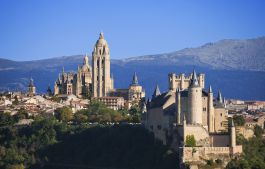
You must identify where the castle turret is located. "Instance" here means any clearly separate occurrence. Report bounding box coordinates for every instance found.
[208,85,215,132]
[230,119,236,147]
[217,90,223,103]
[176,87,181,124]
[188,69,202,124]
[152,85,161,100]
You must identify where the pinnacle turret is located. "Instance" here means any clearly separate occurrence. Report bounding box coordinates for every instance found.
[99,32,104,39]
[84,53,89,65]
[191,69,199,86]
[152,85,161,99]
[209,85,212,93]
[131,72,138,86]
[217,90,223,103]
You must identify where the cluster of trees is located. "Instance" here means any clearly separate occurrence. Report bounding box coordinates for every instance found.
[226,125,265,169]
[0,113,177,169]
[54,100,143,124]
[0,108,29,127]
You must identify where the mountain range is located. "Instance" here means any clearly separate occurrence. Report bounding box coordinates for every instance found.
[0,36,265,100]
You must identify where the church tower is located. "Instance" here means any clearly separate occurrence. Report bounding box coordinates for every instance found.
[92,32,113,97]
[28,77,36,96]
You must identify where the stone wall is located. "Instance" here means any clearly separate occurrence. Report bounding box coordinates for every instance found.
[210,134,230,147]
[185,125,210,146]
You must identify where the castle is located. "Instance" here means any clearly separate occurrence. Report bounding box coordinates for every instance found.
[143,70,242,168]
[54,32,145,109]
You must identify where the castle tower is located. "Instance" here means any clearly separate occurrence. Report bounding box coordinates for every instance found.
[176,87,181,124]
[230,119,236,147]
[208,85,215,132]
[188,69,202,124]
[28,77,36,96]
[92,32,113,97]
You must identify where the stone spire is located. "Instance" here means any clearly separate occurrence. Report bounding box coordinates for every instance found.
[209,85,212,93]
[84,53,89,65]
[28,77,34,87]
[217,90,223,103]
[191,69,199,86]
[152,85,161,99]
[131,72,138,85]
[99,32,104,39]
[223,97,227,108]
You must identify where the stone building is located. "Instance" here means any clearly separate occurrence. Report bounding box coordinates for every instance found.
[28,78,36,96]
[143,70,242,168]
[54,54,92,98]
[54,32,145,109]
[109,72,145,109]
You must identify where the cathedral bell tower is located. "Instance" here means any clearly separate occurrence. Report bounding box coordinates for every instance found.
[92,32,113,97]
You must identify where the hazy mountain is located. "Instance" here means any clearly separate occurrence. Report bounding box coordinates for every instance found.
[0,36,265,100]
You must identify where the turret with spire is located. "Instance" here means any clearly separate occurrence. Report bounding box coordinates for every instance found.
[217,90,223,103]
[131,72,138,86]
[152,85,161,100]
[190,69,199,87]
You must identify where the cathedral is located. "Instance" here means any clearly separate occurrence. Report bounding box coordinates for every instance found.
[143,70,242,168]
[54,32,145,109]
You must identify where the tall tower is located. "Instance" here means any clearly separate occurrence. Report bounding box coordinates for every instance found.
[188,69,202,124]
[92,32,113,97]
[208,85,215,132]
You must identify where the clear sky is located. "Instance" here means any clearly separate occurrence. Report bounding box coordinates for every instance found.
[0,0,265,61]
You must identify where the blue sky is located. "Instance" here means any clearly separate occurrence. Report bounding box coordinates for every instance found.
[0,0,265,61]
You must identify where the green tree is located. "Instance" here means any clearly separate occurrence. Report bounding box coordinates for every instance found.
[0,112,15,126]
[185,135,196,147]
[54,107,73,122]
[254,125,263,138]
[74,113,88,124]
[232,115,245,126]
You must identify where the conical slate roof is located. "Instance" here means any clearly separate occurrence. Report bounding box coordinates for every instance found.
[152,85,161,99]
[191,69,199,86]
[131,72,138,85]
[217,90,223,103]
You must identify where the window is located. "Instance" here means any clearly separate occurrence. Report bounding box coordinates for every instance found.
[157,125,162,130]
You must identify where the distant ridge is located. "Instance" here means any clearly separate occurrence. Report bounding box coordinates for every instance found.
[0,36,265,100]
